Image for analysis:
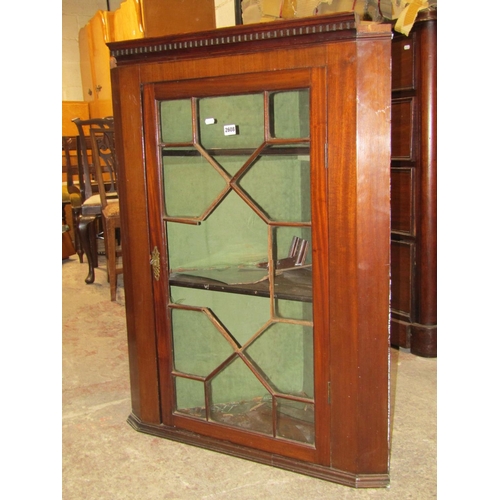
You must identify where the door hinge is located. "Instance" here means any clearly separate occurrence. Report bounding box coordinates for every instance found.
[327,381,331,404]
[324,144,328,168]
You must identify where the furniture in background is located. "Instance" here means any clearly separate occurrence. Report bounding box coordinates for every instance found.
[89,122,122,301]
[62,137,78,261]
[62,101,90,136]
[109,12,392,487]
[389,11,437,357]
[62,101,90,254]
[72,117,116,284]
[62,136,83,261]
[138,0,215,38]
[79,0,216,119]
[62,224,75,260]
[79,12,116,118]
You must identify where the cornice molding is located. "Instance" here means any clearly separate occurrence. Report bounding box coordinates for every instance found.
[108,13,368,64]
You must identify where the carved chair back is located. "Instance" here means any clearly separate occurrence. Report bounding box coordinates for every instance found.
[71,117,115,202]
[62,136,78,191]
[89,123,118,210]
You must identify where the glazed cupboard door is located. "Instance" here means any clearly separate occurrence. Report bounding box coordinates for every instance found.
[143,69,330,465]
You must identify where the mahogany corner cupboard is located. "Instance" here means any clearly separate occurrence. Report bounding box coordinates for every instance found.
[108,13,392,488]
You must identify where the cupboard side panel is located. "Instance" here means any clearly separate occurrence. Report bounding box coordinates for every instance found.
[142,84,176,427]
[326,31,391,475]
[326,40,360,473]
[111,65,161,424]
[354,31,391,474]
[310,66,332,467]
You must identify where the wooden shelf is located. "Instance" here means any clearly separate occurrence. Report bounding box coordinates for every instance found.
[162,146,310,157]
[170,267,312,302]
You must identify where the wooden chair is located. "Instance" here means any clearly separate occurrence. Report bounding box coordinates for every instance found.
[89,122,123,301]
[72,117,116,284]
[62,136,83,261]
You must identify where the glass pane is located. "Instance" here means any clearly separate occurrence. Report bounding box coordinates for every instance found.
[270,90,310,139]
[167,191,268,271]
[163,147,227,218]
[244,322,314,396]
[163,86,316,445]
[213,154,247,178]
[171,307,235,377]
[275,300,313,321]
[273,226,312,268]
[209,357,273,436]
[272,226,313,316]
[160,99,192,143]
[237,146,311,223]
[198,94,264,150]
[175,376,206,419]
[276,396,315,445]
[170,286,270,347]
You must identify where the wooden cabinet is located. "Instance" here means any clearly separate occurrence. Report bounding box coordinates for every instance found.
[79,11,115,118]
[79,0,216,119]
[62,101,89,137]
[390,12,437,357]
[109,13,392,487]
[140,0,215,38]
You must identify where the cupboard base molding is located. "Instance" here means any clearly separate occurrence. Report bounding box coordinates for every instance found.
[127,412,390,489]
[391,318,437,358]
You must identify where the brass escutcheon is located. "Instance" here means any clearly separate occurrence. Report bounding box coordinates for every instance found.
[150,246,161,281]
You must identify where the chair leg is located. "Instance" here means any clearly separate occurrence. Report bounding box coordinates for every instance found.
[105,217,118,301]
[79,214,98,284]
[72,207,84,263]
[62,203,68,226]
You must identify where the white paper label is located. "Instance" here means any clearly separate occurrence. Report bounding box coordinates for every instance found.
[224,124,237,136]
